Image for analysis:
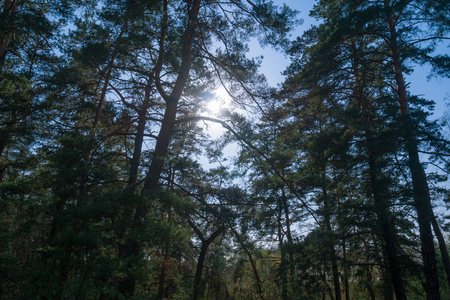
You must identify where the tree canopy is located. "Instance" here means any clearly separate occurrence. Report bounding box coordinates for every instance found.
[1,0,450,299]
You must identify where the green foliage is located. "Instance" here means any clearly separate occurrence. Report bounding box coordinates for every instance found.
[1,0,450,299]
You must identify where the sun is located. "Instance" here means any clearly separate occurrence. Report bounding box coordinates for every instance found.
[205,86,231,116]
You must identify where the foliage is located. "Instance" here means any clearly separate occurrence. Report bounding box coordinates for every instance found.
[1,0,450,299]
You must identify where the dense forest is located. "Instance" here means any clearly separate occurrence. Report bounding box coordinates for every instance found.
[1,0,450,299]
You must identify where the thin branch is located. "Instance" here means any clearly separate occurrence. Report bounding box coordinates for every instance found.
[175,115,321,226]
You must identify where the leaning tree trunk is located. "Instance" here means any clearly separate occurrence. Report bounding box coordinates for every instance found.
[118,0,202,296]
[189,222,225,300]
[384,1,440,298]
[352,61,407,300]
[431,215,450,289]
[230,227,265,300]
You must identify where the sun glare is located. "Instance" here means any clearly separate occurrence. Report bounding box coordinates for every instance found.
[200,86,233,138]
[205,86,231,116]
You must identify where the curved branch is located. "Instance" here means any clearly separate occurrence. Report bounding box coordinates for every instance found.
[175,115,321,226]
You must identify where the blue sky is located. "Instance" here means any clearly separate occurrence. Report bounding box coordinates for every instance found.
[253,0,450,119]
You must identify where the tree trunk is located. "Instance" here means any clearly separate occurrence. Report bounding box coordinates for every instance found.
[367,137,407,300]
[351,48,408,299]
[118,1,202,296]
[383,1,440,298]
[277,209,288,300]
[116,84,153,296]
[128,109,146,185]
[157,240,170,300]
[322,172,341,300]
[431,215,450,289]
[230,227,264,300]
[0,0,18,74]
[192,225,225,300]
[342,238,350,300]
[281,188,295,276]
[0,121,14,182]
[363,239,376,300]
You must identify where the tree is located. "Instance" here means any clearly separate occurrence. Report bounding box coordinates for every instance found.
[283,0,450,298]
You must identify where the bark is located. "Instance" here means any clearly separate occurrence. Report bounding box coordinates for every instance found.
[0,121,14,182]
[118,0,202,296]
[127,110,146,184]
[142,100,178,191]
[383,1,440,298]
[128,85,152,186]
[353,65,407,300]
[230,227,264,300]
[277,209,288,300]
[367,151,407,299]
[281,188,295,276]
[342,238,350,300]
[0,0,19,177]
[190,223,225,300]
[157,235,171,300]
[321,171,341,300]
[0,0,18,74]
[116,85,152,296]
[431,215,450,289]
[142,0,201,191]
[363,239,376,300]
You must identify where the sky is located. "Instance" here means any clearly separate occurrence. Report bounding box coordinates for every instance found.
[202,0,450,170]
[253,0,450,120]
[249,0,317,88]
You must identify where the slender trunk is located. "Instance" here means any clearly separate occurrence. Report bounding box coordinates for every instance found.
[230,227,264,300]
[277,208,288,300]
[383,271,395,300]
[127,109,146,185]
[342,238,350,300]
[93,20,127,128]
[157,237,171,300]
[0,0,18,74]
[157,195,174,300]
[192,225,225,300]
[116,97,152,296]
[404,117,439,299]
[431,215,450,289]
[366,269,376,300]
[366,133,407,300]
[117,81,153,249]
[383,1,440,298]
[192,244,208,300]
[79,22,127,199]
[128,84,151,186]
[281,188,295,276]
[322,171,341,300]
[379,233,395,300]
[352,49,407,299]
[0,121,14,182]
[363,239,376,300]
[115,108,147,239]
[142,0,201,192]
